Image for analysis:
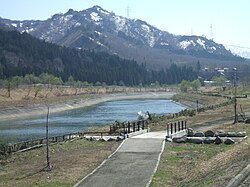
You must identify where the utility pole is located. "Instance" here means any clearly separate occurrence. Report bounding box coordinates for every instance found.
[233,68,238,124]
[46,105,52,170]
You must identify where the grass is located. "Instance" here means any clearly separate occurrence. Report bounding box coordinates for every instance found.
[0,138,120,187]
[150,95,250,187]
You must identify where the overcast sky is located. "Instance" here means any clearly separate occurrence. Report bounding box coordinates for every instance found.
[0,0,249,48]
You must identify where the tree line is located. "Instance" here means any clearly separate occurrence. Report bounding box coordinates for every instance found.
[0,29,198,86]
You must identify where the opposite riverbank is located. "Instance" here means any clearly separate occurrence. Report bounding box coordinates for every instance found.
[0,92,176,121]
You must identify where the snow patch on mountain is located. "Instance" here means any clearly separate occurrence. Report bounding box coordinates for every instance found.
[197,38,206,49]
[114,16,126,31]
[90,12,102,22]
[179,40,195,49]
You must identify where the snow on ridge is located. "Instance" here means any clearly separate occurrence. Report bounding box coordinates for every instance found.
[141,24,150,32]
[160,42,169,46]
[94,31,101,35]
[197,38,206,49]
[59,15,73,23]
[11,23,17,27]
[179,40,195,49]
[26,28,34,33]
[97,7,110,15]
[114,16,126,31]
[75,22,81,27]
[90,12,102,22]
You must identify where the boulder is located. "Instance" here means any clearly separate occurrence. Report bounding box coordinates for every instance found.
[236,131,247,137]
[188,137,203,144]
[215,130,226,137]
[172,136,187,143]
[203,137,215,144]
[204,130,215,137]
[227,132,237,137]
[187,128,194,137]
[107,137,116,141]
[194,132,205,137]
[245,118,250,124]
[214,136,223,144]
[224,138,235,145]
[116,136,124,141]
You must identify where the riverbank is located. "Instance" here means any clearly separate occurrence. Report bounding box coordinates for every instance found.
[0,92,175,121]
[0,93,249,187]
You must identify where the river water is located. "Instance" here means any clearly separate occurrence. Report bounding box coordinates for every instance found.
[0,99,185,142]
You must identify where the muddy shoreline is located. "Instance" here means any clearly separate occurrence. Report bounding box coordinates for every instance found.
[0,92,176,121]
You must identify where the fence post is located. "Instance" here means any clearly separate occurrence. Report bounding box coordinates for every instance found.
[128,122,130,133]
[174,122,177,133]
[170,123,173,134]
[167,124,169,137]
[142,120,145,130]
[123,123,126,134]
[178,121,180,131]
[137,121,140,131]
[181,121,184,130]
[133,122,136,132]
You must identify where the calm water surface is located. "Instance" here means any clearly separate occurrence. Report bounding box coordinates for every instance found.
[0,99,185,142]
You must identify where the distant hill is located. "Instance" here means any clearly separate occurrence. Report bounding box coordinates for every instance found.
[0,29,198,85]
[0,6,245,69]
[225,45,250,59]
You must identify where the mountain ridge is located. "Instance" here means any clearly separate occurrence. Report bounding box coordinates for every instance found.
[0,5,245,68]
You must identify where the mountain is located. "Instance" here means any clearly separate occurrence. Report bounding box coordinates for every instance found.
[0,6,244,69]
[225,45,250,59]
[0,29,198,85]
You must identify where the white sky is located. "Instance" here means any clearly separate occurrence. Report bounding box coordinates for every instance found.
[0,0,249,48]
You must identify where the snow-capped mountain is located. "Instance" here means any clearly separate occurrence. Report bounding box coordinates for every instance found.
[225,45,250,59]
[0,6,243,68]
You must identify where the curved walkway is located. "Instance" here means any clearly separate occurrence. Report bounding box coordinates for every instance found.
[74,131,166,187]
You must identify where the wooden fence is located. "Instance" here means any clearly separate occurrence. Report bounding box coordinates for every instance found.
[0,119,149,155]
[109,119,149,134]
[166,120,187,138]
[0,98,234,155]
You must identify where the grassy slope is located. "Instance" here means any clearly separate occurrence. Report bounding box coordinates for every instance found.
[150,96,250,187]
[0,139,119,187]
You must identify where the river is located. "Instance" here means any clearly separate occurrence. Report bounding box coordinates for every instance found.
[0,98,185,142]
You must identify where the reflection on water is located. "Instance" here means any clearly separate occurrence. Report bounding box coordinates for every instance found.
[0,99,185,142]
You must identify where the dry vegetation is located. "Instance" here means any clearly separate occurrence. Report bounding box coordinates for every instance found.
[150,95,250,187]
[0,139,120,187]
[0,88,250,187]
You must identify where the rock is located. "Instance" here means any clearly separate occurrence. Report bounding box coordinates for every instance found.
[194,131,205,137]
[187,128,194,137]
[245,118,250,124]
[236,131,247,137]
[107,137,116,141]
[204,130,215,137]
[224,138,235,145]
[203,137,215,144]
[188,137,203,144]
[227,132,237,137]
[172,136,187,143]
[215,130,226,137]
[116,136,124,141]
[214,136,223,144]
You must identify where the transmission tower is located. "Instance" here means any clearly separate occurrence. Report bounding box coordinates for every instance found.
[127,5,130,18]
[210,24,214,41]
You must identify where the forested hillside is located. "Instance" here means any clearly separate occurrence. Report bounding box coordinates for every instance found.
[0,29,197,85]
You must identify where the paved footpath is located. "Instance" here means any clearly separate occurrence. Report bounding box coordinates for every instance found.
[74,131,166,187]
